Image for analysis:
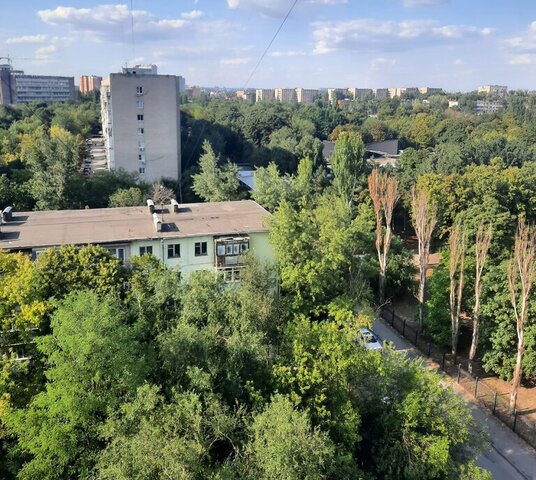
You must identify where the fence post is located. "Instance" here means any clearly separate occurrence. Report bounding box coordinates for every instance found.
[402,319,406,337]
[474,377,479,398]
[513,409,518,432]
[441,352,445,370]
[427,342,431,357]
[493,393,497,415]
[457,363,461,384]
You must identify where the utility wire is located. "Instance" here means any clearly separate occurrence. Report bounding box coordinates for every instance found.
[242,0,299,90]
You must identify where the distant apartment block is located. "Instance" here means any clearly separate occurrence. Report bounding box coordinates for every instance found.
[478,85,508,98]
[348,88,373,99]
[100,64,181,182]
[0,64,74,104]
[476,100,503,115]
[236,90,255,102]
[373,88,389,99]
[275,88,297,103]
[79,75,102,93]
[255,89,275,101]
[185,86,202,99]
[418,87,443,95]
[296,88,318,104]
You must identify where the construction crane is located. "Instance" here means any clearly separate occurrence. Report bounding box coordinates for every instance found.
[0,55,37,68]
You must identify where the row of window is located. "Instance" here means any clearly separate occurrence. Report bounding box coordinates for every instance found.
[139,242,208,258]
[216,242,249,256]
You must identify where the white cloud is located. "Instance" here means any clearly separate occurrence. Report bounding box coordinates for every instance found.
[270,50,307,57]
[181,10,204,19]
[506,21,536,53]
[220,57,251,65]
[370,57,397,70]
[509,54,533,65]
[37,4,191,42]
[454,58,463,65]
[227,0,346,18]
[34,44,57,62]
[311,19,492,54]
[396,0,448,7]
[6,34,48,44]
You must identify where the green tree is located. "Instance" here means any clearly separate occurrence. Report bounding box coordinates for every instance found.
[192,140,241,202]
[330,132,365,204]
[108,187,145,207]
[3,291,150,480]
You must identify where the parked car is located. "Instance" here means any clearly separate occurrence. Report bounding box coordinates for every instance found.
[358,327,382,351]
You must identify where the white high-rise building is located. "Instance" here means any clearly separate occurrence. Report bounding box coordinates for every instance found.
[275,88,297,103]
[478,85,508,98]
[101,65,181,182]
[255,89,275,101]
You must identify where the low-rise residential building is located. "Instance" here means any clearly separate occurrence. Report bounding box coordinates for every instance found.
[0,200,274,281]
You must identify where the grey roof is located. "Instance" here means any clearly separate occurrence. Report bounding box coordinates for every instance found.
[365,139,399,156]
[0,200,270,250]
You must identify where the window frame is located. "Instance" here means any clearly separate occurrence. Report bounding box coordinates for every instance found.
[139,245,153,256]
[167,243,181,259]
[195,241,208,256]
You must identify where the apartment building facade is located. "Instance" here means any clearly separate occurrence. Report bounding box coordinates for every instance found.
[255,89,275,102]
[79,75,102,93]
[0,64,75,104]
[0,200,274,282]
[275,88,297,103]
[478,85,508,98]
[296,88,318,104]
[101,65,181,182]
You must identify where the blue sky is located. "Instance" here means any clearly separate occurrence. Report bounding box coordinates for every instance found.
[1,1,535,91]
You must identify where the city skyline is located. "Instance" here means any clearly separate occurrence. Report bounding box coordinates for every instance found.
[1,1,536,90]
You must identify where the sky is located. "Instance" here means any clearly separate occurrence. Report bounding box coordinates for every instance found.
[1,1,535,91]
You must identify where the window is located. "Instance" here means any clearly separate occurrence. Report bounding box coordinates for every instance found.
[167,243,181,258]
[217,245,225,256]
[139,246,153,256]
[226,244,233,255]
[240,242,249,253]
[138,141,145,151]
[107,247,125,262]
[137,127,144,135]
[137,114,144,121]
[136,100,144,109]
[139,167,145,175]
[138,154,146,163]
[136,86,143,95]
[195,241,207,256]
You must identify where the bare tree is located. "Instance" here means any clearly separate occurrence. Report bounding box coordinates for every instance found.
[508,218,536,410]
[151,182,175,221]
[449,223,466,356]
[468,222,493,374]
[411,186,437,333]
[368,170,400,305]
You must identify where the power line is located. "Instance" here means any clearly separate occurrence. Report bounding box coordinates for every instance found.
[242,0,299,90]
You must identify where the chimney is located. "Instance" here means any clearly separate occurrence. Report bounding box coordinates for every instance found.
[146,199,155,214]
[2,206,13,222]
[171,199,179,213]
[152,212,162,232]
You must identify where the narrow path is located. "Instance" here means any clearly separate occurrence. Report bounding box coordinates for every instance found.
[373,317,536,480]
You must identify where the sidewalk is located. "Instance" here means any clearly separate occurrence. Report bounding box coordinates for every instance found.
[373,317,536,480]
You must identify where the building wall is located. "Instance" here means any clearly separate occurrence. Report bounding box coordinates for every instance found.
[79,75,102,93]
[13,75,75,103]
[275,88,297,103]
[0,67,17,104]
[478,85,508,98]
[348,88,372,99]
[255,89,275,101]
[101,73,181,182]
[373,88,389,98]
[296,88,318,104]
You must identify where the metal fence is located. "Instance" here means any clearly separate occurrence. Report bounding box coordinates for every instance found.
[380,305,536,449]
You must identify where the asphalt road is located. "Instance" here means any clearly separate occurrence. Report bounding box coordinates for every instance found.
[372,318,536,480]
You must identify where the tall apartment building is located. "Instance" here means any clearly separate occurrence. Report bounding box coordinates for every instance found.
[275,88,297,103]
[348,88,373,99]
[418,87,443,95]
[79,75,102,93]
[478,85,507,98]
[476,100,503,115]
[255,89,275,102]
[296,88,318,104]
[100,65,181,182]
[0,64,74,104]
[236,90,255,102]
[373,88,389,98]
